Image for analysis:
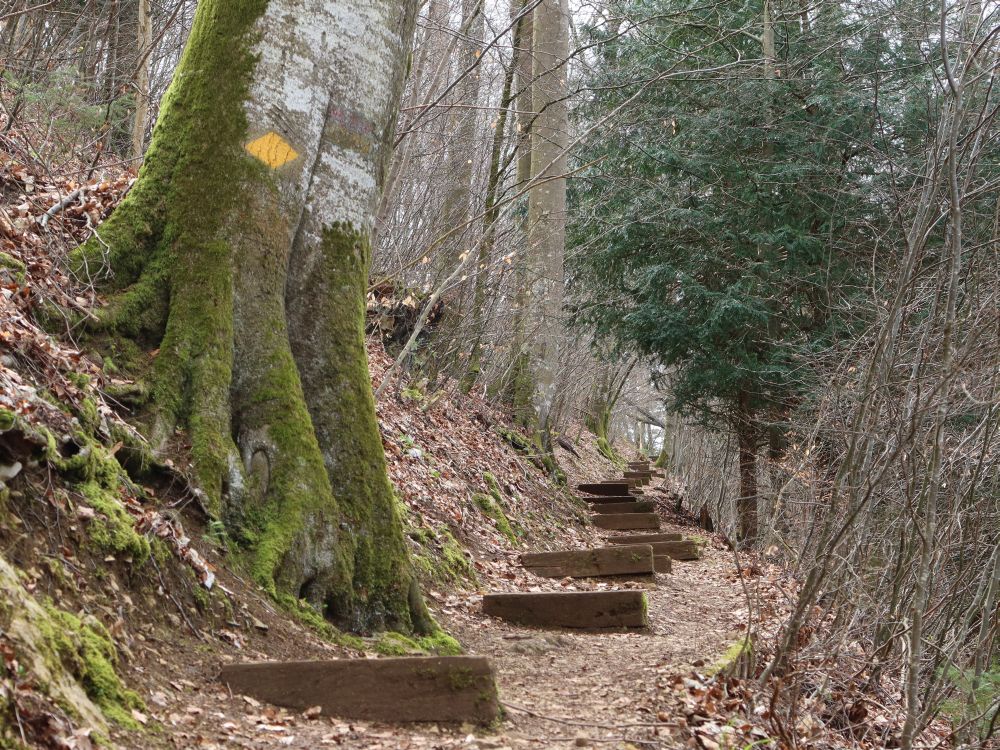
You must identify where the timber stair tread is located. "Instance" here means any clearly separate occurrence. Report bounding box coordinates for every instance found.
[482,590,649,629]
[479,458,704,634]
[219,656,499,723]
[592,512,661,530]
[519,544,655,578]
[589,500,656,514]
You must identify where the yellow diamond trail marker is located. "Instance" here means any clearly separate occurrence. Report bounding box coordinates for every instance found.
[245,131,299,168]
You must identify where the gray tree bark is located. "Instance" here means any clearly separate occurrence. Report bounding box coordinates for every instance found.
[526,0,569,442]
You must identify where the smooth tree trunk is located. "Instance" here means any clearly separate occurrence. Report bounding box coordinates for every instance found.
[74,0,431,634]
[525,0,568,443]
[130,0,152,160]
[497,0,535,424]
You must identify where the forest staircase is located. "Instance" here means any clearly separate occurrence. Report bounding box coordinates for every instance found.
[219,459,702,725]
[482,458,702,628]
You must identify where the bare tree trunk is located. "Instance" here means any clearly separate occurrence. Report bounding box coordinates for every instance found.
[526,0,568,444]
[130,0,152,160]
[462,23,522,393]
[735,395,759,545]
[503,0,535,423]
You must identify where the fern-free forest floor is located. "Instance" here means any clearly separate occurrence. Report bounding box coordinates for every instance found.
[135,516,747,750]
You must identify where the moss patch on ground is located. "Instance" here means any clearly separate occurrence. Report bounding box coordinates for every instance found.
[39,602,144,729]
[706,635,752,677]
[472,474,519,545]
[373,630,463,656]
[496,427,566,485]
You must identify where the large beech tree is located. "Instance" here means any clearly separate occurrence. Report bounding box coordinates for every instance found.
[74,0,432,633]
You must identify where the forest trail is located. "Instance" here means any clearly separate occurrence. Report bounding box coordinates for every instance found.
[146,472,748,750]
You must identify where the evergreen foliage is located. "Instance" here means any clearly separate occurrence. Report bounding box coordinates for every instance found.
[567,0,930,539]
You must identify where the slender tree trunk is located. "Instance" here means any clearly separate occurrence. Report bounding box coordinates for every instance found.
[526,0,568,444]
[735,396,759,545]
[461,25,521,394]
[130,0,152,160]
[73,0,430,634]
[427,0,485,382]
[503,0,535,424]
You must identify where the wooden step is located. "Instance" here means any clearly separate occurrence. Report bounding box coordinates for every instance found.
[580,494,637,503]
[520,544,654,578]
[482,591,648,629]
[608,537,700,560]
[654,556,672,573]
[589,500,655,514]
[623,473,652,484]
[605,532,683,544]
[624,470,653,477]
[577,482,631,496]
[591,513,661,530]
[219,656,499,723]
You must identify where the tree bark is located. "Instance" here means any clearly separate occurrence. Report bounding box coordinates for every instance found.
[74,0,429,634]
[129,0,151,160]
[500,0,535,424]
[734,396,759,545]
[526,0,569,442]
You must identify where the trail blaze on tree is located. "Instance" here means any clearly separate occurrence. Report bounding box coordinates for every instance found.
[73,0,433,633]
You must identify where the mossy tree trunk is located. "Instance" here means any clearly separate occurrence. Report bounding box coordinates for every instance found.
[74,0,431,634]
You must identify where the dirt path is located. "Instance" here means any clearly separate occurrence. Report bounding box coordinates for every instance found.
[443,527,745,748]
[143,520,745,750]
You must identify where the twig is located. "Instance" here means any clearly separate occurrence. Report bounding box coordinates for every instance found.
[38,187,83,228]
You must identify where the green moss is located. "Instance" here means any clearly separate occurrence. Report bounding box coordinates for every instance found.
[38,602,144,729]
[472,493,517,544]
[498,426,532,453]
[496,427,566,485]
[706,636,752,676]
[410,525,478,586]
[0,251,26,284]
[596,436,624,468]
[76,481,150,564]
[374,629,463,656]
[77,397,100,431]
[417,630,463,655]
[0,408,15,432]
[273,594,366,652]
[38,432,150,564]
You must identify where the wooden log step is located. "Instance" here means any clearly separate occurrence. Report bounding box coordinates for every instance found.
[652,540,700,560]
[589,500,655,514]
[654,555,672,573]
[627,461,650,468]
[605,532,683,544]
[577,482,631,496]
[624,470,653,477]
[581,494,637,503]
[623,473,652,483]
[591,513,661,530]
[482,591,648,629]
[219,656,499,724]
[608,537,700,560]
[520,544,654,578]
